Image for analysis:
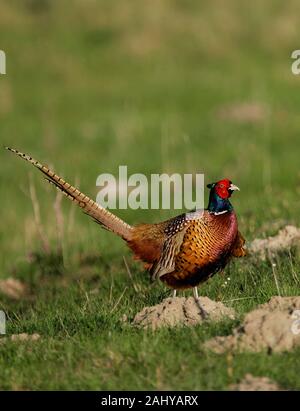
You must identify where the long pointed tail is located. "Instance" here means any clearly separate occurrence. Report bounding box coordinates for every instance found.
[6,147,133,240]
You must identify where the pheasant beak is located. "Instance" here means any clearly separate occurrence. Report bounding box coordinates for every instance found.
[229,183,240,191]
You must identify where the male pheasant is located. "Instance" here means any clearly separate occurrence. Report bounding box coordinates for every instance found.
[6,148,246,310]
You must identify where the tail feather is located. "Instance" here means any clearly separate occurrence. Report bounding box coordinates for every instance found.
[6,147,133,240]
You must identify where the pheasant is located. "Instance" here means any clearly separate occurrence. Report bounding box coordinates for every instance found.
[6,148,246,312]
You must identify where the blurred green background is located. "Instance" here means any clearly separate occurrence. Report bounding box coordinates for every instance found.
[0,0,300,390]
[1,0,300,268]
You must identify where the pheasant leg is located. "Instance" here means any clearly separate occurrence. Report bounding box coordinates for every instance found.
[193,287,208,319]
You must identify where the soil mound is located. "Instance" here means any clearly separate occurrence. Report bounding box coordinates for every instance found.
[249,225,300,260]
[230,374,283,391]
[133,296,235,330]
[205,296,300,353]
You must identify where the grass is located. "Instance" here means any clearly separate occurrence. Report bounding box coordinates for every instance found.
[0,0,300,390]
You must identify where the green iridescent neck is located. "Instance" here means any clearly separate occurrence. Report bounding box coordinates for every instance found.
[207,191,233,213]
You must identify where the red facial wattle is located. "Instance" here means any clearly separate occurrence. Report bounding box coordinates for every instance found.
[214,179,232,199]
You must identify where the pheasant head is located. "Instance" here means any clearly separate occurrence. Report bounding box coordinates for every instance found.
[207,178,240,213]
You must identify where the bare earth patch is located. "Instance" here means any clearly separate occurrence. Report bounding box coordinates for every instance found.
[0,333,41,345]
[249,225,300,260]
[0,278,27,300]
[133,297,235,330]
[205,296,300,354]
[216,102,268,124]
[230,374,283,391]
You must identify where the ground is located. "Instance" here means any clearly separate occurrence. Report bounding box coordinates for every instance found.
[0,0,300,390]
